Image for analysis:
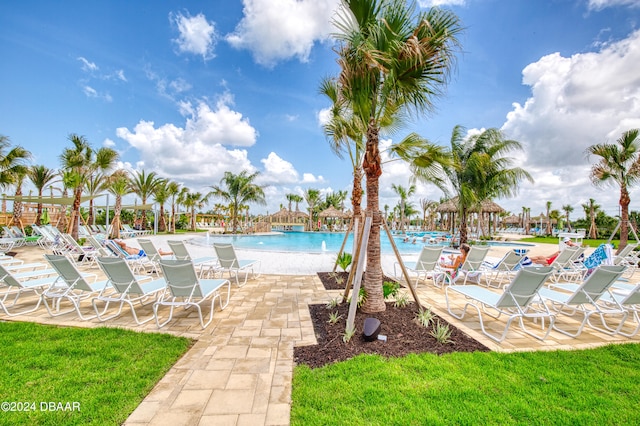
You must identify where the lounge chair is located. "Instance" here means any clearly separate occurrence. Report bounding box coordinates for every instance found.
[0,263,59,316]
[545,246,581,283]
[595,282,640,337]
[482,249,528,288]
[213,243,260,287]
[105,240,152,274]
[155,259,230,328]
[538,265,627,337]
[41,254,111,320]
[94,257,167,324]
[167,240,218,278]
[393,246,443,288]
[437,245,490,286]
[445,266,555,342]
[138,239,172,276]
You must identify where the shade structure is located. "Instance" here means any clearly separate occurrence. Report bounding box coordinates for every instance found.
[503,215,520,224]
[436,197,505,214]
[319,206,348,219]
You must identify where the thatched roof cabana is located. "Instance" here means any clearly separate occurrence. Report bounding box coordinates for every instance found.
[319,206,348,219]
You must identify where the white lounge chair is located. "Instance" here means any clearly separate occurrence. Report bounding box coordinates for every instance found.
[482,249,528,288]
[595,282,640,337]
[94,257,167,324]
[0,263,59,316]
[445,266,555,342]
[41,254,111,320]
[213,243,260,287]
[167,240,218,278]
[393,246,443,288]
[155,259,230,328]
[538,265,627,337]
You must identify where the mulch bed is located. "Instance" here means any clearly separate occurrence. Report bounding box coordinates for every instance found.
[294,273,490,369]
[317,271,400,290]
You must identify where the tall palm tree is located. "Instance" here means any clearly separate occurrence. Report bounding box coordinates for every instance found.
[11,169,28,231]
[0,135,31,190]
[84,172,109,226]
[391,183,416,234]
[27,164,57,225]
[207,171,266,233]
[285,193,296,212]
[105,170,132,239]
[545,201,552,236]
[303,188,321,231]
[437,126,532,245]
[291,194,304,212]
[183,192,204,231]
[154,179,170,233]
[59,134,118,239]
[166,181,181,233]
[587,128,640,251]
[582,198,600,239]
[129,170,163,230]
[331,0,462,313]
[562,204,574,232]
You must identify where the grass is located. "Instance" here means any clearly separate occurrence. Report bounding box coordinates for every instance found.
[0,321,192,426]
[291,343,640,425]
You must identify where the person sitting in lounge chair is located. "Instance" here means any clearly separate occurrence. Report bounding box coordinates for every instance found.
[530,237,577,265]
[439,243,470,272]
[114,240,171,257]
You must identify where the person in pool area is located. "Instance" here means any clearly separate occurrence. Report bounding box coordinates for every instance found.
[113,240,171,257]
[530,237,578,265]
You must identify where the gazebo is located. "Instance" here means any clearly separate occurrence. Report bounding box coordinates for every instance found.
[318,206,349,231]
[436,198,505,236]
[267,208,307,231]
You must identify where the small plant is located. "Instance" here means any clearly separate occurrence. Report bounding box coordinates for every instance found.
[358,287,366,308]
[325,297,340,309]
[431,320,453,344]
[383,280,400,299]
[327,311,342,325]
[394,292,410,308]
[336,252,353,272]
[415,307,434,328]
[343,325,356,343]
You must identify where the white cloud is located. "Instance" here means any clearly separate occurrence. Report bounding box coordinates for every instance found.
[317,107,331,126]
[171,11,218,60]
[587,0,640,11]
[115,97,257,190]
[82,85,112,102]
[225,0,339,67]
[77,56,98,72]
[115,69,127,82]
[259,152,299,184]
[418,0,466,7]
[497,30,640,216]
[103,138,116,148]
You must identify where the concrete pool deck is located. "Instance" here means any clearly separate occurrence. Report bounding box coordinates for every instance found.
[3,233,634,426]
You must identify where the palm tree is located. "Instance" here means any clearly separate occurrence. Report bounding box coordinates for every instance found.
[27,165,57,225]
[291,194,304,212]
[106,170,132,239]
[587,128,640,251]
[129,170,163,231]
[391,183,416,234]
[154,179,170,232]
[562,204,574,232]
[10,169,28,232]
[303,188,321,231]
[545,201,552,236]
[166,181,181,233]
[582,198,600,239]
[331,0,462,313]
[285,193,296,212]
[183,192,204,231]
[207,171,266,233]
[84,172,109,226]
[437,126,532,245]
[0,135,31,190]
[59,134,118,240]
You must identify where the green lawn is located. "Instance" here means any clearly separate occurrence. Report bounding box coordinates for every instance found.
[292,344,640,425]
[519,236,622,248]
[0,322,191,426]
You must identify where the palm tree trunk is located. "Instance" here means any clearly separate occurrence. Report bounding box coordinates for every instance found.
[69,188,82,240]
[159,205,167,232]
[110,198,122,239]
[619,187,631,252]
[361,120,385,313]
[352,166,363,218]
[459,207,468,245]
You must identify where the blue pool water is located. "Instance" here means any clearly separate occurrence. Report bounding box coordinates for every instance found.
[189,231,534,254]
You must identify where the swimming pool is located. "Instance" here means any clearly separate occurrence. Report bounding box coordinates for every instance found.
[189,231,534,254]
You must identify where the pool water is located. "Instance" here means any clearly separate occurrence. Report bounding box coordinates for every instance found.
[190,231,534,255]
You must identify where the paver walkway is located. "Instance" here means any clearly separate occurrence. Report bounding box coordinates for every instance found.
[4,241,640,425]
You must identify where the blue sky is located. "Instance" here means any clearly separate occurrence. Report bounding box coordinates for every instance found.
[1,0,640,220]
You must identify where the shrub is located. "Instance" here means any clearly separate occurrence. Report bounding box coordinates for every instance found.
[336,252,353,272]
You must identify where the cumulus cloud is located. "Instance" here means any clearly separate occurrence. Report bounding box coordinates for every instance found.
[115,97,257,189]
[171,12,218,60]
[259,152,300,184]
[317,107,331,126]
[499,30,640,216]
[587,0,640,11]
[225,0,339,67]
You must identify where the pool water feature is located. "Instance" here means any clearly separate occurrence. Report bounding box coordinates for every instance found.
[190,231,534,255]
